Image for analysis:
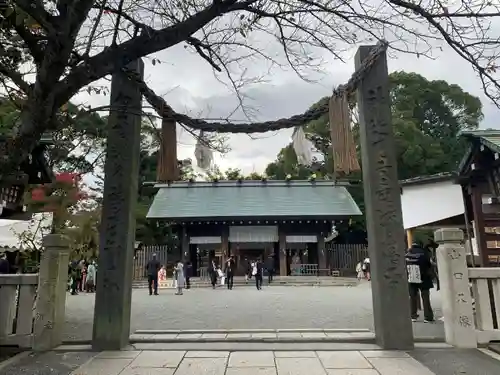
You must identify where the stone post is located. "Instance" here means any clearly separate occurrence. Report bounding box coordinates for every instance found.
[33,234,71,351]
[355,45,414,349]
[181,226,189,263]
[279,231,287,276]
[434,228,476,348]
[317,234,327,276]
[92,59,144,351]
[221,227,229,266]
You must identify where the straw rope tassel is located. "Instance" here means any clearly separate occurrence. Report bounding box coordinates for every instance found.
[329,93,360,176]
[157,103,179,183]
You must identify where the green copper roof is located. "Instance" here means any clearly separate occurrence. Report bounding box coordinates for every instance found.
[146,180,362,221]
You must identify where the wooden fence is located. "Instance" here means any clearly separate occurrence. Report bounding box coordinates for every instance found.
[0,274,38,347]
[326,243,368,276]
[133,244,169,281]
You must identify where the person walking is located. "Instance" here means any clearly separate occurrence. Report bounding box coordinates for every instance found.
[146,253,161,296]
[0,254,10,274]
[174,260,185,295]
[185,261,193,289]
[362,257,371,280]
[225,256,235,290]
[86,261,97,293]
[244,258,251,283]
[265,255,275,285]
[406,241,435,323]
[209,260,218,289]
[254,258,264,290]
[70,260,82,295]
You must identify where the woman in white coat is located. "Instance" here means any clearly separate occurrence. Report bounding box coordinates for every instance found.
[174,260,185,295]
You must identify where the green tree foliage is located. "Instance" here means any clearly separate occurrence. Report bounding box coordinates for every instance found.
[389,71,483,177]
[265,72,484,224]
[0,96,108,173]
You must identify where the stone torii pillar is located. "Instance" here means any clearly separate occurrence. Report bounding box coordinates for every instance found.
[355,45,414,350]
[92,59,144,350]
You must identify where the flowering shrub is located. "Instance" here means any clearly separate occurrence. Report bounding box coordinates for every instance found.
[25,172,87,230]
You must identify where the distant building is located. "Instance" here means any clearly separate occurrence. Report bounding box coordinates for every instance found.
[0,135,53,219]
[146,180,362,276]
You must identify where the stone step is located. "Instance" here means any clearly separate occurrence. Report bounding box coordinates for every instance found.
[130,329,375,343]
[132,277,358,289]
[55,341,451,352]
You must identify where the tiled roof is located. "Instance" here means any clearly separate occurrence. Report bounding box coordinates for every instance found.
[458,130,500,174]
[399,172,456,187]
[0,245,22,253]
[146,180,362,220]
[460,130,500,153]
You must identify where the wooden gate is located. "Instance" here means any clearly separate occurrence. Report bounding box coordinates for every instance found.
[327,243,368,276]
[133,244,169,281]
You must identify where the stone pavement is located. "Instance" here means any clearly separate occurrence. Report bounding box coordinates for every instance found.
[3,347,500,375]
[70,350,433,375]
[64,285,444,342]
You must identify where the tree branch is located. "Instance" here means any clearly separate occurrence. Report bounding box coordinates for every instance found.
[0,46,32,93]
[14,0,56,33]
[2,10,44,64]
[53,0,254,106]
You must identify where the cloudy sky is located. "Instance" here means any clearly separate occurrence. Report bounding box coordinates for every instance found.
[73,18,500,176]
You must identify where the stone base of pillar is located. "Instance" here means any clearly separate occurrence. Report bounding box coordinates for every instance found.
[33,234,71,352]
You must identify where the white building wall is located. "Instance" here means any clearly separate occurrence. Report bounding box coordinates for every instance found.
[400,180,465,230]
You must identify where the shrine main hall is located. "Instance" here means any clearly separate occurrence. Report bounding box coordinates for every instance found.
[146,179,361,276]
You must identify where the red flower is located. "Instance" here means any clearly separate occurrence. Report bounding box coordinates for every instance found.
[31,188,46,201]
[55,172,79,184]
[77,191,88,200]
[67,189,87,203]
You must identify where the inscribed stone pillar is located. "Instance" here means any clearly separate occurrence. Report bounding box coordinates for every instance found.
[279,231,287,276]
[434,228,476,348]
[92,59,144,351]
[317,234,327,276]
[355,45,414,350]
[33,234,71,351]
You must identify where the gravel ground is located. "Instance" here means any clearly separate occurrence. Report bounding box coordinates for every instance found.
[63,283,444,341]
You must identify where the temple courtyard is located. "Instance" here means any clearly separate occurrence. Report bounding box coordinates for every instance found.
[63,283,444,341]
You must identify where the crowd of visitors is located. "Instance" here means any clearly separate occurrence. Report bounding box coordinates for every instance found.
[144,254,276,295]
[68,259,97,295]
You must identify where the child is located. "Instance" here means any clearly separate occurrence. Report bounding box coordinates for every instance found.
[356,262,364,281]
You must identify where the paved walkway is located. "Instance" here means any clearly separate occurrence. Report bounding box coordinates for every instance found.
[69,350,434,375]
[3,347,500,375]
[64,284,444,341]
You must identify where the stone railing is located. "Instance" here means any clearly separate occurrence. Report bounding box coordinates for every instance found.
[290,263,331,276]
[0,273,38,347]
[468,267,500,344]
[0,234,71,351]
[435,228,500,348]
